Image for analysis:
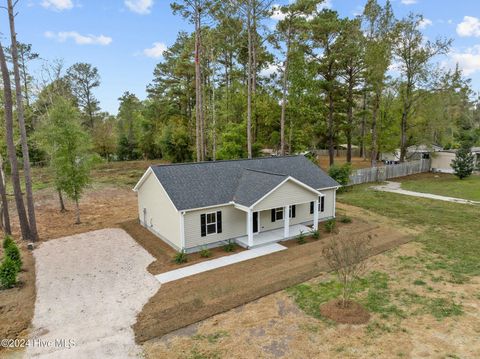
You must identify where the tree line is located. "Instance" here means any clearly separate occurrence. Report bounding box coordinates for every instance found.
[1,0,480,239]
[111,0,478,166]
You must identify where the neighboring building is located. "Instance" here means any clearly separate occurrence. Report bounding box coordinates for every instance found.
[381,144,443,164]
[133,156,339,253]
[431,148,480,173]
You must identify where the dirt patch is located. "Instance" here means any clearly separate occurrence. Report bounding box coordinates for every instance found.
[7,184,137,242]
[0,241,36,356]
[119,220,246,275]
[320,299,370,324]
[134,208,413,343]
[317,155,381,171]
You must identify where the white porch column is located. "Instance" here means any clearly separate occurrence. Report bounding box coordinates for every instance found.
[247,209,253,248]
[284,205,290,238]
[313,199,319,231]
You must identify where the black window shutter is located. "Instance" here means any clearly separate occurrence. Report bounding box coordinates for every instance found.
[321,197,325,212]
[292,205,296,218]
[216,211,222,233]
[200,214,206,237]
[310,201,314,214]
[271,209,276,222]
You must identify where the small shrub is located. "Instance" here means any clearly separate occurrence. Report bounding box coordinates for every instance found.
[311,230,320,240]
[297,231,306,244]
[413,279,426,286]
[3,235,14,250]
[173,250,187,264]
[0,257,18,289]
[325,219,336,233]
[200,248,212,258]
[223,240,236,252]
[5,242,22,271]
[328,163,352,187]
[340,216,352,224]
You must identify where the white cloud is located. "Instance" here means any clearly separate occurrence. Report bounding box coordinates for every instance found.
[143,42,167,58]
[260,63,279,77]
[448,45,480,75]
[318,0,332,10]
[41,0,73,11]
[401,0,417,5]
[456,16,480,37]
[45,31,112,45]
[125,0,153,14]
[271,4,286,21]
[419,18,432,29]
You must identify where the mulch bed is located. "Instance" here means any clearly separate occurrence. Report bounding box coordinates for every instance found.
[320,299,370,325]
[133,214,413,343]
[119,220,245,274]
[0,241,36,355]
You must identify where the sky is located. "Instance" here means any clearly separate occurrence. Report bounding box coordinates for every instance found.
[6,0,480,114]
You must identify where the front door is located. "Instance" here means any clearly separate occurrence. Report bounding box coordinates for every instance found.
[253,211,259,233]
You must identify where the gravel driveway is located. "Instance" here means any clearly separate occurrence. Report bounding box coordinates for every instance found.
[28,228,160,358]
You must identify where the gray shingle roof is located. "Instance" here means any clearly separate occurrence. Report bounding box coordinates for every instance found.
[149,155,339,211]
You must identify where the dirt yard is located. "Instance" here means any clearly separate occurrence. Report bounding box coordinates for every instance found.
[133,203,414,344]
[317,155,378,171]
[143,240,480,359]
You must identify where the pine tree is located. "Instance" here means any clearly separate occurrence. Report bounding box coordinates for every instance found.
[451,147,475,180]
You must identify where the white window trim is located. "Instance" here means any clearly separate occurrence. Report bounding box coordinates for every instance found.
[318,195,326,213]
[288,205,295,218]
[205,211,218,235]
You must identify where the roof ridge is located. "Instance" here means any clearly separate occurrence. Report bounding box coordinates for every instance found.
[151,155,304,169]
[243,168,287,176]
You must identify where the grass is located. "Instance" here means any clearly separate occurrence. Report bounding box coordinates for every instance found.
[398,173,480,202]
[10,160,163,195]
[288,182,475,323]
[337,184,480,279]
[287,272,403,320]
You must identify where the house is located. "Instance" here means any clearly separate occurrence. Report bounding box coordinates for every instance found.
[431,148,480,173]
[133,155,340,253]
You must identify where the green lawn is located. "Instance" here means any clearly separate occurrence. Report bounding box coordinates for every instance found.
[399,173,480,202]
[337,184,480,280]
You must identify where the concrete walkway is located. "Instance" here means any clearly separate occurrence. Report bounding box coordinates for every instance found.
[372,181,480,205]
[155,243,287,284]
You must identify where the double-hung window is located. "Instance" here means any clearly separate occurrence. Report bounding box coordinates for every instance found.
[206,212,217,234]
[271,206,295,222]
[275,207,283,221]
[310,196,326,214]
[200,211,223,237]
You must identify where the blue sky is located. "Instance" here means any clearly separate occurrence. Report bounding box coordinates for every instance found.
[6,0,480,114]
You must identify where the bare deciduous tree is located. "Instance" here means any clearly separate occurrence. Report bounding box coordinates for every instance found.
[323,235,371,308]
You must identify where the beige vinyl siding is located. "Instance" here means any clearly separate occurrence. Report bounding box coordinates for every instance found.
[137,171,181,249]
[257,188,335,232]
[431,152,455,173]
[253,180,318,211]
[319,188,335,219]
[183,205,246,249]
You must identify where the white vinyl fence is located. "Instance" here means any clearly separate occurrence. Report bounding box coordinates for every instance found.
[348,159,431,185]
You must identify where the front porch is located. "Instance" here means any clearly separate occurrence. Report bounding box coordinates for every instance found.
[235,224,312,249]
